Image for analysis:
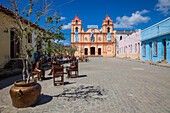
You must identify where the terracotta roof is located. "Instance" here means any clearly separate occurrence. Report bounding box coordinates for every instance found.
[73,14,80,21]
[105,15,111,20]
[0,5,49,33]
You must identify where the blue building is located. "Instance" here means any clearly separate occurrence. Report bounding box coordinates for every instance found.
[141,17,170,63]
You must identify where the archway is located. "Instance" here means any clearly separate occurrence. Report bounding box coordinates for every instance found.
[85,48,88,55]
[90,47,95,55]
[98,48,101,55]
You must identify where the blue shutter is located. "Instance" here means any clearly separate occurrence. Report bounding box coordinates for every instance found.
[107,33,111,42]
[91,31,94,42]
[153,42,156,56]
[75,32,78,42]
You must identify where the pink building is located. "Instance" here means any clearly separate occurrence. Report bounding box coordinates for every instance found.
[118,29,141,60]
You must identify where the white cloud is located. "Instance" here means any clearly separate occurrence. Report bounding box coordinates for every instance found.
[155,0,170,15]
[60,16,66,21]
[114,10,150,28]
[55,40,70,46]
[60,40,70,46]
[62,22,71,30]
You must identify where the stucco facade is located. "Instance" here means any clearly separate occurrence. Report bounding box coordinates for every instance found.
[0,5,47,68]
[115,30,135,56]
[118,30,141,60]
[141,17,170,63]
[71,15,116,57]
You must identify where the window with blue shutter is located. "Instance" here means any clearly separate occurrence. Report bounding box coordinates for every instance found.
[143,43,146,56]
[91,31,94,42]
[107,33,111,42]
[153,41,157,56]
[75,27,78,42]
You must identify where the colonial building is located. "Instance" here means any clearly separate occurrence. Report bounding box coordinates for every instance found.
[118,29,141,60]
[141,17,170,63]
[0,5,50,68]
[71,15,116,57]
[115,30,135,56]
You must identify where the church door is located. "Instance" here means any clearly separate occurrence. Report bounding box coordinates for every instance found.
[91,47,95,55]
[98,48,101,55]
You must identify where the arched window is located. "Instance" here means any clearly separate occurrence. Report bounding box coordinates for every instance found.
[75,27,79,42]
[108,20,110,25]
[120,36,122,40]
[76,20,78,24]
[75,27,78,32]
[107,27,110,33]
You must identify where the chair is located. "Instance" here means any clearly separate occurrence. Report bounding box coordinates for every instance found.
[66,60,79,78]
[53,65,64,85]
[31,62,44,81]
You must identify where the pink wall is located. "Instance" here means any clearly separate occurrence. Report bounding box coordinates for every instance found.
[118,29,141,58]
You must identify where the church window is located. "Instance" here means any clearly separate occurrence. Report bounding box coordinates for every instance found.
[75,27,79,42]
[108,20,110,25]
[76,20,78,24]
[107,33,111,42]
[107,27,110,33]
[75,27,78,32]
[120,36,122,40]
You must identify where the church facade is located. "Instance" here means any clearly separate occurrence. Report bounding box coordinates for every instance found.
[71,15,116,57]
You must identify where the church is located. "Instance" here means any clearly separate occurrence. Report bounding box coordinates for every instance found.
[71,15,116,57]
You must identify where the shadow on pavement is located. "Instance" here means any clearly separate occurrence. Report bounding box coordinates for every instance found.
[69,75,87,78]
[35,94,53,106]
[44,76,53,80]
[64,82,76,85]
[78,75,87,78]
[0,75,22,90]
[52,85,107,101]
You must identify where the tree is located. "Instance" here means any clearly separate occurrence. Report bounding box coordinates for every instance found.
[68,45,77,57]
[6,0,65,83]
[55,43,65,54]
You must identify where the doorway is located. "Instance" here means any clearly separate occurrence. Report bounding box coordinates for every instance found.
[85,48,88,55]
[149,42,152,60]
[138,43,140,58]
[163,39,166,60]
[90,47,95,55]
[10,30,20,58]
[98,48,101,55]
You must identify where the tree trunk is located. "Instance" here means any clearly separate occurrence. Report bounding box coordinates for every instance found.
[22,58,26,81]
[26,55,30,83]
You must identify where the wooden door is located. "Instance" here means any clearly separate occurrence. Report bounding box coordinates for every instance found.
[164,39,166,60]
[149,42,152,61]
[10,30,20,58]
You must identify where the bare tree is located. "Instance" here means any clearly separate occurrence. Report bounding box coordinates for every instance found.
[6,0,65,83]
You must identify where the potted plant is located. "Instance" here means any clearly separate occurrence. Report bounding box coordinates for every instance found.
[5,0,65,108]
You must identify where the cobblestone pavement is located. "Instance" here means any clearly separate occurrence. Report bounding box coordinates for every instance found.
[0,57,170,113]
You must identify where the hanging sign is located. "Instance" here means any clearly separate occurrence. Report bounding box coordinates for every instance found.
[87,25,98,29]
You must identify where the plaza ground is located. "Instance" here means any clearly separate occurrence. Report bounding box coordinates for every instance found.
[0,57,170,113]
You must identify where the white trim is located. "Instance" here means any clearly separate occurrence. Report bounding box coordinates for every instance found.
[142,17,170,32]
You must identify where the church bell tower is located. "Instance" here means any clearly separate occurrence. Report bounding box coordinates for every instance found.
[71,15,82,43]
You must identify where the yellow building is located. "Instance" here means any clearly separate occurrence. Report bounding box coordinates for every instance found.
[0,5,45,68]
[71,15,116,57]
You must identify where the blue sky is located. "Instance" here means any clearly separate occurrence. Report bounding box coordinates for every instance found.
[1,0,170,46]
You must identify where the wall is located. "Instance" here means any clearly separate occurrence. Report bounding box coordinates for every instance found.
[141,18,170,41]
[118,30,141,60]
[0,11,43,68]
[0,12,17,68]
[116,33,128,56]
[141,34,170,63]
[141,17,170,63]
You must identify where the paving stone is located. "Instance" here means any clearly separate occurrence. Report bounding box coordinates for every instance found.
[0,57,170,113]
